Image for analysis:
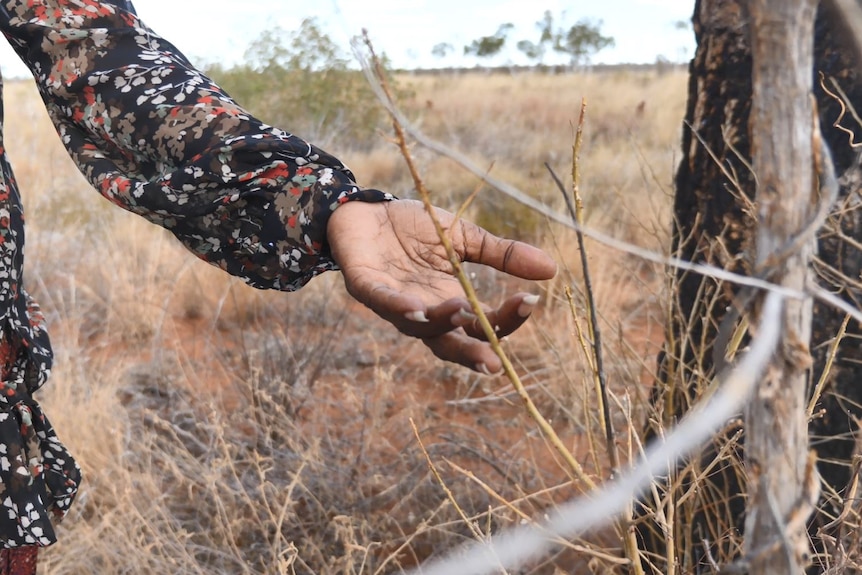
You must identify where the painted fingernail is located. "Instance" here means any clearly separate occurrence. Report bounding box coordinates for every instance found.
[405,310,429,323]
[517,294,541,318]
[476,363,494,376]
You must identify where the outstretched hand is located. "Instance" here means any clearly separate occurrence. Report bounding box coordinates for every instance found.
[327,199,557,374]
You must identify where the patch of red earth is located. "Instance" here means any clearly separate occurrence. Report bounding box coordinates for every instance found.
[79,289,664,569]
[106,288,664,490]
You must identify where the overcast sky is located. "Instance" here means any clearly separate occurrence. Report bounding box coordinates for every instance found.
[0,0,696,77]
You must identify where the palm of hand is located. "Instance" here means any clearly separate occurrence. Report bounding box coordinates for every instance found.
[327,199,557,373]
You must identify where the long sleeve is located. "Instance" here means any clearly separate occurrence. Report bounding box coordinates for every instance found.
[0,0,393,291]
[0,0,397,550]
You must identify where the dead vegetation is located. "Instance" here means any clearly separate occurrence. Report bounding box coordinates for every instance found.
[3,66,686,574]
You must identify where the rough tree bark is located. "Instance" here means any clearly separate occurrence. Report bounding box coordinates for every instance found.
[744,0,817,572]
[639,0,862,572]
[639,2,756,569]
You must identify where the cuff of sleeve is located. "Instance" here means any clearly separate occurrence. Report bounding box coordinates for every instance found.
[256,166,395,291]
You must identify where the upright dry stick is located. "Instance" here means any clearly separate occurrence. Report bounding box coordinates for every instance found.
[807,314,850,418]
[409,419,494,547]
[570,101,616,472]
[547,101,644,574]
[570,103,645,575]
[358,33,598,494]
[409,292,784,575]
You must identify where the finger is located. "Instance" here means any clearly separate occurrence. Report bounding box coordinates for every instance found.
[400,297,472,339]
[423,330,503,374]
[457,220,557,280]
[451,292,541,341]
[345,274,472,339]
[342,276,428,330]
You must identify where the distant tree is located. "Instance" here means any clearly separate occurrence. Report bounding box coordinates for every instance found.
[245,19,347,72]
[554,19,614,65]
[515,39,542,61]
[205,18,388,141]
[517,11,614,67]
[516,10,555,63]
[464,23,514,58]
[431,42,454,59]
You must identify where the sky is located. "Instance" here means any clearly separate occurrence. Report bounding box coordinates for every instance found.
[0,0,696,77]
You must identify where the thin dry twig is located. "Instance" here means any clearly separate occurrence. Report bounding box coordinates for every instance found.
[410,419,486,542]
[357,32,597,494]
[820,73,862,149]
[547,100,643,574]
[409,292,784,575]
[807,313,851,418]
[350,35,862,330]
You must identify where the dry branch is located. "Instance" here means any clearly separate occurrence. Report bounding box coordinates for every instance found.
[410,292,784,575]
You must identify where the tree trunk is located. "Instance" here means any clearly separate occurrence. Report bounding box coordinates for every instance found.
[744,0,817,572]
[639,2,755,570]
[639,0,862,571]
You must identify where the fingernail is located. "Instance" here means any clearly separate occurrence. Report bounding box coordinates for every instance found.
[405,310,429,323]
[476,363,494,376]
[451,308,478,327]
[517,294,541,318]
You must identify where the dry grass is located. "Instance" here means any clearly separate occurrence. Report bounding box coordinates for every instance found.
[1,67,687,573]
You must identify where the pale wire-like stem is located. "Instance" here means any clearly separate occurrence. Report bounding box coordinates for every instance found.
[445,459,631,567]
[357,33,598,493]
[347,30,851,575]
[820,73,862,149]
[348,37,862,328]
[407,291,784,575]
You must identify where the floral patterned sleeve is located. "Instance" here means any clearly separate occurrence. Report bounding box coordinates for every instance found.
[0,0,393,292]
[0,0,394,551]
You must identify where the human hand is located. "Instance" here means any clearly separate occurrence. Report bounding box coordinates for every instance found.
[327,199,557,374]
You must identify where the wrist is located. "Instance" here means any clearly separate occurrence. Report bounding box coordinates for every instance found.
[324,188,395,250]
